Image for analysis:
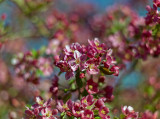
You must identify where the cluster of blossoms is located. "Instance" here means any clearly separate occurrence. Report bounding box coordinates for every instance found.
[85,78,114,102]
[104,5,160,60]
[12,37,69,84]
[88,4,160,61]
[140,110,158,119]
[25,97,58,119]
[145,0,160,25]
[45,4,159,64]
[12,51,53,84]
[136,0,160,58]
[25,96,158,119]
[121,106,158,119]
[45,4,95,43]
[121,106,139,119]
[57,95,110,119]
[56,38,119,80]
[139,30,160,58]
[12,2,160,82]
[25,95,110,119]
[48,74,114,102]
[89,5,145,61]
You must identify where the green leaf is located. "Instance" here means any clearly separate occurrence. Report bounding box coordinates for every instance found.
[99,67,114,75]
[60,112,65,117]
[69,116,74,119]
[82,89,88,96]
[36,69,43,76]
[114,117,119,119]
[120,114,125,119]
[69,79,75,85]
[58,71,62,76]
[31,49,38,58]
[152,24,160,37]
[60,112,67,119]
[64,89,69,93]
[144,104,156,112]
[63,93,72,103]
[71,83,76,90]
[25,104,32,109]
[145,86,155,96]
[75,70,83,88]
[105,103,113,109]
[95,117,101,119]
[93,110,99,116]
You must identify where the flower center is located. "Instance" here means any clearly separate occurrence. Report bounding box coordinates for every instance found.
[75,58,80,64]
[101,109,106,114]
[87,114,90,117]
[89,85,93,89]
[76,111,80,114]
[83,99,87,104]
[89,64,95,69]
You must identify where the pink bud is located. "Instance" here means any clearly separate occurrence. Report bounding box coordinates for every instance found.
[80,73,85,79]
[1,13,6,20]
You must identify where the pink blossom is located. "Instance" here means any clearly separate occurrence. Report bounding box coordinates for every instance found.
[85,79,99,94]
[121,106,139,119]
[99,106,110,119]
[81,109,94,119]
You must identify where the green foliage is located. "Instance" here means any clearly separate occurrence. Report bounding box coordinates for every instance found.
[68,116,75,119]
[71,83,76,90]
[152,24,160,37]
[114,117,119,119]
[144,104,156,112]
[95,117,101,119]
[100,67,114,75]
[61,112,66,119]
[63,93,72,103]
[75,70,83,88]
[93,110,99,116]
[82,89,88,97]
[120,114,125,119]
[105,103,113,110]
[145,86,155,97]
[31,49,39,59]
[106,18,130,35]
